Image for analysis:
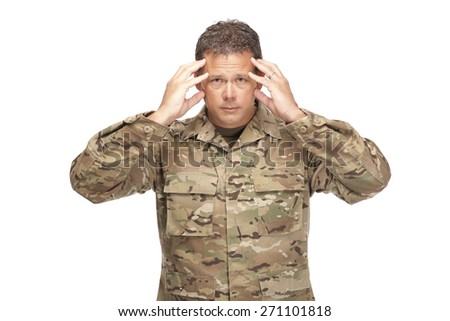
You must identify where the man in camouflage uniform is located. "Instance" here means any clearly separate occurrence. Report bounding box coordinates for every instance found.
[70,20,390,300]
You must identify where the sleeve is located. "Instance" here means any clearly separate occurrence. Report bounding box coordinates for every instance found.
[69,112,169,204]
[285,109,391,204]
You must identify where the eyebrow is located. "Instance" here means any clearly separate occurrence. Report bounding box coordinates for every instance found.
[208,73,249,78]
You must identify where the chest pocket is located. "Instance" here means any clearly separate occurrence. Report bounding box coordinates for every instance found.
[253,168,305,235]
[163,171,217,237]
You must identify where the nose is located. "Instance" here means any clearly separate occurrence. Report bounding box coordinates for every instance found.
[222,81,236,101]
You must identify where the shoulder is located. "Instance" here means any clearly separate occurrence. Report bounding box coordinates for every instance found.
[167,113,199,137]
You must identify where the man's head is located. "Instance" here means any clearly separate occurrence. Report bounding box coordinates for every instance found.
[195,19,262,61]
[195,20,263,128]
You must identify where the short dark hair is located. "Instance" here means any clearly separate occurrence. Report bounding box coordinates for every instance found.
[195,19,262,60]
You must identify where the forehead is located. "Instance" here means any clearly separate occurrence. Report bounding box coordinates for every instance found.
[203,51,254,74]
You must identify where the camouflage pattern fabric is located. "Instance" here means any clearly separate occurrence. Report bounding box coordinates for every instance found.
[70,104,391,300]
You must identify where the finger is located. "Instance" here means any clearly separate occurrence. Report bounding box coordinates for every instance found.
[185,90,205,110]
[187,72,209,88]
[248,71,271,87]
[250,57,269,76]
[252,58,280,73]
[187,59,207,76]
[174,59,206,79]
[253,88,273,108]
[251,57,283,78]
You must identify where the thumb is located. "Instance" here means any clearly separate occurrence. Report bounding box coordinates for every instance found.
[254,89,273,109]
[184,90,205,111]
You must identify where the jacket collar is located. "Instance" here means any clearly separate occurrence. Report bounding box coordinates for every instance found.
[180,103,282,147]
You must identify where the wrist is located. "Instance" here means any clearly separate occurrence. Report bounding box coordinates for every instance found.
[286,107,307,123]
[147,110,172,126]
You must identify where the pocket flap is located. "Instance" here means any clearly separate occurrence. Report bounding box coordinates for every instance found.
[259,268,312,300]
[166,272,215,300]
[253,169,305,192]
[164,172,217,195]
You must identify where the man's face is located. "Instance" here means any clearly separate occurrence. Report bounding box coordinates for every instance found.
[197,51,261,128]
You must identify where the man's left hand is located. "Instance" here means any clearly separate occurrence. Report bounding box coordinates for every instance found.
[249,58,306,123]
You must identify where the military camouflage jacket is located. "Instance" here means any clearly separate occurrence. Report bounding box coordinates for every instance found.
[70,104,390,301]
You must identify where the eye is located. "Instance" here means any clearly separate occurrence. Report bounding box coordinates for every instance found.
[235,77,249,88]
[211,78,223,84]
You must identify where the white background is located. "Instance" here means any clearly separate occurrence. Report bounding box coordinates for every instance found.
[1,0,449,320]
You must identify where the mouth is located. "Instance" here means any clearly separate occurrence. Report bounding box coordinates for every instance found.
[221,106,239,112]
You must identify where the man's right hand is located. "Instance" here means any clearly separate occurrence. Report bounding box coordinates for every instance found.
[148,59,209,126]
